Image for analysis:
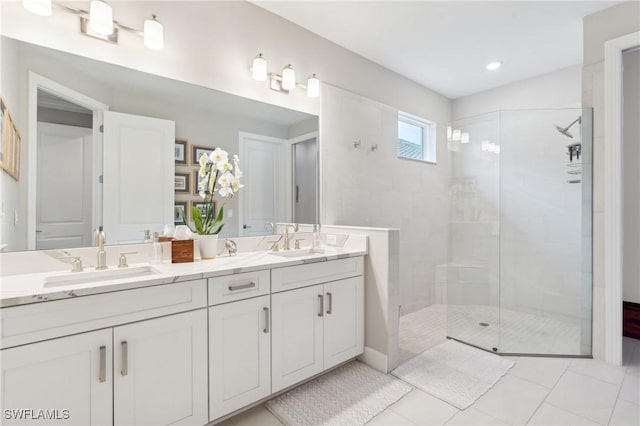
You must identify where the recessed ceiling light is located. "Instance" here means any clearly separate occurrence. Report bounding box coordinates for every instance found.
[486,61,503,71]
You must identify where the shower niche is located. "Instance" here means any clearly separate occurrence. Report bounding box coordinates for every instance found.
[446,108,593,357]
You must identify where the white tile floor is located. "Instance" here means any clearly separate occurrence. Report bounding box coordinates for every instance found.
[219,337,640,426]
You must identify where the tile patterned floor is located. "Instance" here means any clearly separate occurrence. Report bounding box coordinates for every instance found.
[219,315,640,426]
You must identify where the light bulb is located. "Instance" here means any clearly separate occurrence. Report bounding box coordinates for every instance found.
[144,15,164,50]
[281,65,296,91]
[461,132,470,144]
[252,54,267,81]
[307,74,320,98]
[452,129,461,141]
[23,0,51,16]
[486,61,503,71]
[89,0,113,36]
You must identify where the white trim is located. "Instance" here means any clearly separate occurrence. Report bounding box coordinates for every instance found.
[27,72,108,250]
[357,346,388,373]
[604,31,640,366]
[398,110,437,163]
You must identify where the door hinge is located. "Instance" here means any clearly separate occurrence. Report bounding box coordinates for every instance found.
[99,125,104,133]
[99,175,103,184]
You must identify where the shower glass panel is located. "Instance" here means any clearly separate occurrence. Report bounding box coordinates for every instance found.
[446,108,593,356]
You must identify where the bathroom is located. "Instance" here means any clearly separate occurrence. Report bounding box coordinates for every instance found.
[1,1,639,425]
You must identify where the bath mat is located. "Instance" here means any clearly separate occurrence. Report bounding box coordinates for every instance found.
[265,361,412,425]
[391,339,514,409]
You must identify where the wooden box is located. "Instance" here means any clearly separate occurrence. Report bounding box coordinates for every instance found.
[171,239,194,263]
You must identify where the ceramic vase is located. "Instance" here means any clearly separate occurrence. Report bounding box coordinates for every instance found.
[198,234,219,259]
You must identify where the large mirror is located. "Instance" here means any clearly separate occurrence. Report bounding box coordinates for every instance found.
[0,36,319,252]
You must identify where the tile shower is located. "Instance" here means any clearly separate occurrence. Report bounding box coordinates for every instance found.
[445,108,593,356]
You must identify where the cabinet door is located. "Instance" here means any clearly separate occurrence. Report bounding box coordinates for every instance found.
[209,295,271,421]
[272,284,324,392]
[324,276,365,369]
[113,310,208,426]
[0,329,112,426]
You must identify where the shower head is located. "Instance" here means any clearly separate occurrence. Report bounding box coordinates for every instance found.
[555,116,582,139]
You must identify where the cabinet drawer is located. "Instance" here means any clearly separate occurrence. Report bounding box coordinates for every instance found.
[271,257,364,293]
[0,280,207,349]
[208,270,270,305]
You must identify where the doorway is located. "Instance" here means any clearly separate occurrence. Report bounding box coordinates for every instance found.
[292,133,318,225]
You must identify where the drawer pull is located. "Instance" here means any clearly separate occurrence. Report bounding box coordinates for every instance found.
[263,307,270,334]
[228,282,256,291]
[121,341,128,376]
[318,294,324,317]
[99,345,106,383]
[326,292,333,315]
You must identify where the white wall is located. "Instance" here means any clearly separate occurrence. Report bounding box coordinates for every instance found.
[623,49,640,304]
[582,0,640,360]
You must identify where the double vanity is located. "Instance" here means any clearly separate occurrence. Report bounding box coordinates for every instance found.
[0,237,366,425]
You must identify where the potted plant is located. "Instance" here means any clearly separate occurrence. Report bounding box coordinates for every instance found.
[180,148,243,259]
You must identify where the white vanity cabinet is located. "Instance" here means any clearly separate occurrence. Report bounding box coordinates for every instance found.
[0,329,113,426]
[271,257,365,393]
[113,310,208,426]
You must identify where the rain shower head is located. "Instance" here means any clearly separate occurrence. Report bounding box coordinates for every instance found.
[555,116,582,139]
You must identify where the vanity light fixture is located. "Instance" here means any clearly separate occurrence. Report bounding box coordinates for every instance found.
[460,132,470,144]
[281,65,296,91]
[452,129,462,141]
[486,61,503,71]
[89,0,113,36]
[143,15,164,50]
[22,0,52,16]
[22,1,164,50]
[250,54,319,98]
[307,74,320,98]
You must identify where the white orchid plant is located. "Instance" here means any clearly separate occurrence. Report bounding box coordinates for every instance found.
[180,147,243,235]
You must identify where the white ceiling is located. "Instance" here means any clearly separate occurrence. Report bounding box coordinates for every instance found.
[253,1,620,99]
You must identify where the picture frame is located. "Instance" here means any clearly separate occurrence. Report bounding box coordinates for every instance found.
[192,170,201,195]
[191,145,214,166]
[191,200,215,220]
[175,138,188,164]
[174,202,187,225]
[174,172,190,193]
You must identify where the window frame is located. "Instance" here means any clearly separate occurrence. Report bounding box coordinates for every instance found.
[397,111,437,164]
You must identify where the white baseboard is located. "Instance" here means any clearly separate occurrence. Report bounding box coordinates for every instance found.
[358,346,388,373]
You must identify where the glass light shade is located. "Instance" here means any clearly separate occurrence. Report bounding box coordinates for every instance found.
[461,132,470,144]
[23,0,52,16]
[447,126,452,140]
[481,140,490,151]
[89,0,113,36]
[281,65,296,91]
[307,74,320,98]
[488,142,497,153]
[144,17,164,50]
[494,145,501,155]
[252,54,267,81]
[452,129,461,141]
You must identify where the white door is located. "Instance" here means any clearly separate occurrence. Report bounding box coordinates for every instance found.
[103,111,174,244]
[0,329,113,426]
[209,295,271,420]
[323,277,365,369]
[293,137,318,224]
[271,284,324,392]
[239,133,288,236]
[113,310,208,426]
[36,123,93,250]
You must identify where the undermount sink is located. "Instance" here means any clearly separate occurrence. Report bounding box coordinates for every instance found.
[268,248,326,258]
[44,265,161,287]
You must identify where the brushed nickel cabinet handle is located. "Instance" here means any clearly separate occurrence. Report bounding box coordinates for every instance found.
[228,282,256,291]
[121,341,128,376]
[317,294,324,317]
[263,307,270,334]
[326,292,332,315]
[99,345,106,383]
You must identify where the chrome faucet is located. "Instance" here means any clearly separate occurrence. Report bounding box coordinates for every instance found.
[95,227,107,270]
[283,224,298,250]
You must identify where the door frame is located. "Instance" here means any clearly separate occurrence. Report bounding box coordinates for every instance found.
[237,132,290,236]
[289,131,319,224]
[604,31,640,365]
[27,72,108,250]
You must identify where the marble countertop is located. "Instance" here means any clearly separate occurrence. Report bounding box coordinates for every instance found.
[0,246,367,308]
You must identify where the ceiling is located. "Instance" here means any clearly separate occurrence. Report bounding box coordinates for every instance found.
[253,1,620,99]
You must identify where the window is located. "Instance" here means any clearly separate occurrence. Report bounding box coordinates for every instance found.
[397,112,436,163]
